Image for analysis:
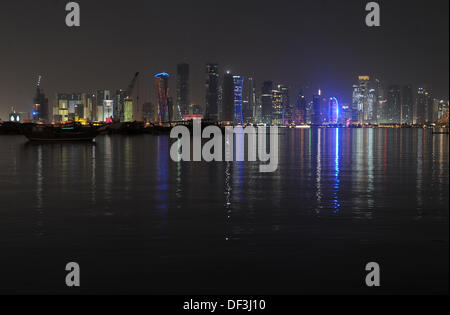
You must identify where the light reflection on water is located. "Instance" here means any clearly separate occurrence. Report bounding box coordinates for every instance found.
[0,129,448,294]
[0,130,446,229]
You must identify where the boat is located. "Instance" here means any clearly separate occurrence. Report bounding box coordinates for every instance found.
[23,122,99,142]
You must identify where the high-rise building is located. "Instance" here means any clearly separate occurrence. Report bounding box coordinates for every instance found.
[96,90,113,122]
[294,91,307,124]
[435,99,448,121]
[123,99,133,122]
[386,85,401,124]
[329,97,340,124]
[221,71,234,123]
[352,76,370,124]
[311,92,322,125]
[176,63,190,120]
[401,85,413,124]
[154,72,170,123]
[167,97,174,122]
[115,89,128,122]
[205,64,219,121]
[374,78,384,123]
[80,93,95,122]
[261,81,273,125]
[272,89,283,125]
[33,86,49,122]
[278,85,291,124]
[233,76,244,125]
[415,88,427,124]
[54,93,84,122]
[243,77,256,123]
[367,88,377,123]
[425,90,434,123]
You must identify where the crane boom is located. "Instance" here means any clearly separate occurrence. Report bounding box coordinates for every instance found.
[127,72,140,97]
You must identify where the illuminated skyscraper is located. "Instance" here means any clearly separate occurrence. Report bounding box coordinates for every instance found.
[261,81,273,125]
[222,71,234,122]
[294,91,307,124]
[33,86,49,122]
[367,88,377,123]
[401,85,413,124]
[205,63,219,121]
[278,85,291,124]
[425,90,434,123]
[352,76,370,124]
[176,63,190,120]
[243,77,256,123]
[415,88,427,124]
[233,76,244,125]
[154,72,170,123]
[329,97,340,124]
[95,90,114,122]
[115,89,128,121]
[272,89,283,125]
[311,90,322,125]
[387,85,401,124]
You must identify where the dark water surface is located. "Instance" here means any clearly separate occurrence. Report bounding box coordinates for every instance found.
[0,128,448,294]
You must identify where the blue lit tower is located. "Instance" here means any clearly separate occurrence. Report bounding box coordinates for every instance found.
[222,71,234,122]
[329,97,340,124]
[233,75,244,125]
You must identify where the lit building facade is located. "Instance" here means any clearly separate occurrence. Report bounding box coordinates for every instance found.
[154,73,170,123]
[278,85,291,124]
[261,81,273,125]
[221,72,234,123]
[329,97,340,124]
[233,76,244,125]
[176,63,190,121]
[272,89,283,125]
[386,85,401,124]
[294,91,307,124]
[352,76,370,124]
[243,77,257,123]
[401,85,413,124]
[33,86,49,122]
[311,91,322,125]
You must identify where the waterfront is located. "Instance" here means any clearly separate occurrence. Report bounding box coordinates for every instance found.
[0,128,448,294]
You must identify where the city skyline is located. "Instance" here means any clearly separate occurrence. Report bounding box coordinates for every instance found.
[11,68,449,127]
[0,0,449,119]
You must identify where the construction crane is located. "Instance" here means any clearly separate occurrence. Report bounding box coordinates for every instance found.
[126,72,140,100]
[32,75,43,121]
[36,75,42,88]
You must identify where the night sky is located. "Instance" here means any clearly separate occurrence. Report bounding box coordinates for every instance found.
[0,0,448,119]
